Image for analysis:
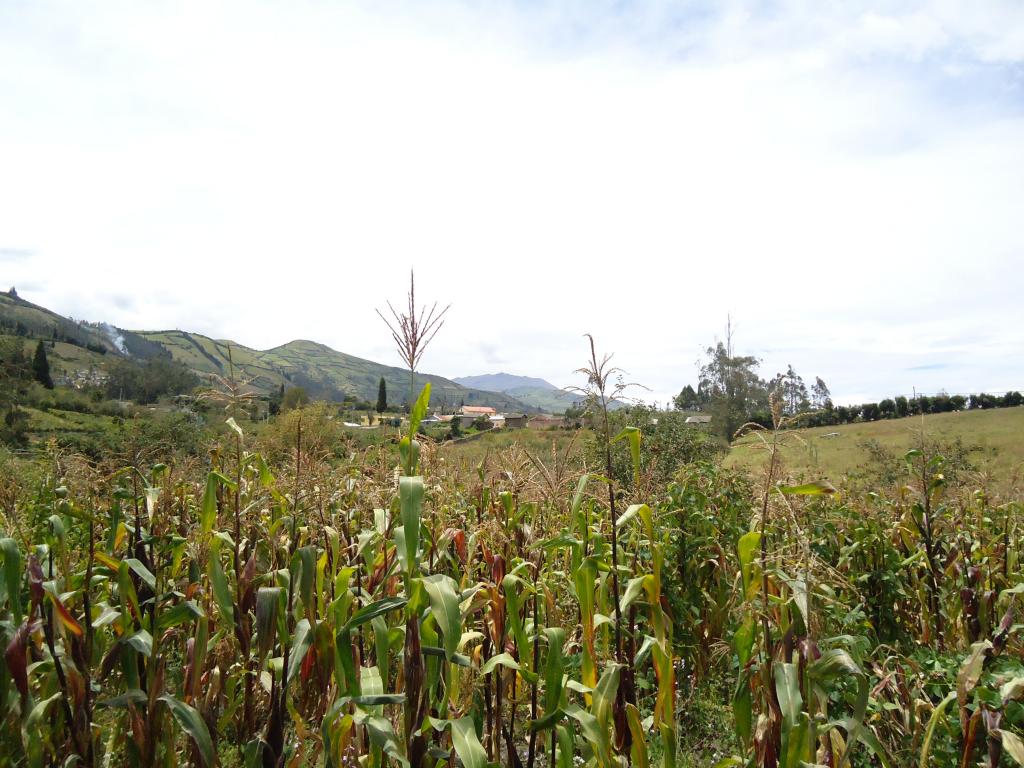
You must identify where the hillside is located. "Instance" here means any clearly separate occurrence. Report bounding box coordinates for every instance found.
[135,331,531,410]
[454,371,590,413]
[726,407,1024,486]
[0,292,534,411]
[0,291,118,352]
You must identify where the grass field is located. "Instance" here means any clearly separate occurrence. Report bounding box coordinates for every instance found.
[725,406,1024,487]
[22,406,123,434]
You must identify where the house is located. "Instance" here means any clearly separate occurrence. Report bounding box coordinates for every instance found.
[684,414,712,424]
[504,413,528,429]
[489,414,506,428]
[460,405,496,416]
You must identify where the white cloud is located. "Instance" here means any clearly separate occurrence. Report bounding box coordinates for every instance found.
[0,0,1021,405]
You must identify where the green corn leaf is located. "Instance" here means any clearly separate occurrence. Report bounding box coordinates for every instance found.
[156,600,204,632]
[124,558,156,591]
[777,480,836,495]
[292,545,317,617]
[615,503,649,529]
[97,689,148,709]
[480,652,520,675]
[543,627,566,713]
[286,618,313,686]
[399,476,424,577]
[612,427,642,487]
[207,542,234,627]
[570,474,590,516]
[774,661,802,732]
[356,665,388,714]
[335,628,359,697]
[117,562,141,625]
[1,537,23,623]
[592,662,621,731]
[421,574,463,661]
[408,383,431,442]
[422,645,471,667]
[255,587,282,660]
[125,629,153,657]
[449,716,487,768]
[556,723,575,768]
[918,692,956,768]
[160,694,216,768]
[737,531,761,597]
[344,596,408,632]
[619,575,652,614]
[566,705,611,768]
[200,471,229,534]
[733,618,755,667]
[352,693,405,707]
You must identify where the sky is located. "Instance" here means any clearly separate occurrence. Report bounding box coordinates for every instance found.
[1,0,1022,406]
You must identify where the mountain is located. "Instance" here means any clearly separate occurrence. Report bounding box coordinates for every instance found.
[134,331,530,411]
[455,371,631,414]
[0,290,533,412]
[454,372,589,414]
[453,372,559,392]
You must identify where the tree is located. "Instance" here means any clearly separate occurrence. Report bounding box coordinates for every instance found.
[811,377,830,409]
[32,340,54,389]
[281,386,309,412]
[105,358,198,404]
[698,319,767,440]
[268,383,285,416]
[673,384,700,411]
[770,365,809,416]
[376,376,388,413]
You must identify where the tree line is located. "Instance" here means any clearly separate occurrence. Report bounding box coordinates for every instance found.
[675,322,1021,439]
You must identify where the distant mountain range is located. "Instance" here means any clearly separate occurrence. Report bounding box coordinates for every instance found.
[453,372,607,413]
[0,291,579,413]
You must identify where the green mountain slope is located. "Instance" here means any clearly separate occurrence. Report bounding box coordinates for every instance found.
[500,385,587,414]
[130,331,531,410]
[0,291,534,411]
[0,291,117,351]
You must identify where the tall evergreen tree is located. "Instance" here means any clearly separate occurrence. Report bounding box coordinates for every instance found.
[376,377,387,413]
[33,340,54,389]
[673,384,700,411]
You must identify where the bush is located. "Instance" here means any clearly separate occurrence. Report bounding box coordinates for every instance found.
[587,405,726,495]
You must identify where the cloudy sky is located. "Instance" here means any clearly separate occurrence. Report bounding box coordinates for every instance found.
[1,1,1022,405]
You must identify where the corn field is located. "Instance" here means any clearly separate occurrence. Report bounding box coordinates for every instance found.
[0,381,1021,768]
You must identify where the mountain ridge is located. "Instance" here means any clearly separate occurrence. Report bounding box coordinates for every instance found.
[0,292,538,412]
